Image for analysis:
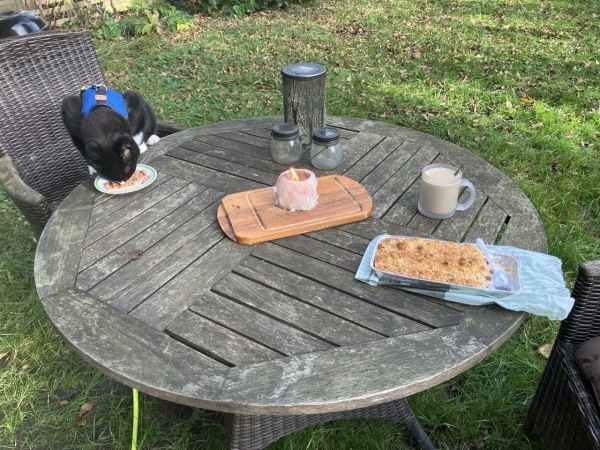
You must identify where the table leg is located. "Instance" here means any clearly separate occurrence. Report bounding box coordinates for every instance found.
[224,397,436,450]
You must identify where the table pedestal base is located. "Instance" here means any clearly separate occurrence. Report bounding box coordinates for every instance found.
[224,397,436,450]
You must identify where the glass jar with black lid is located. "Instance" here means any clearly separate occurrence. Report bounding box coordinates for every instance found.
[270,123,302,164]
[311,127,342,170]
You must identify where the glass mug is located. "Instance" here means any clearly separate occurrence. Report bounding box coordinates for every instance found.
[417,163,476,219]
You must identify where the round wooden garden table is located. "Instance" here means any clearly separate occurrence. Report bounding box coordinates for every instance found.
[34,116,547,449]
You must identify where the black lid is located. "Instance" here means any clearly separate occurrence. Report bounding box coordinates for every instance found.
[281,62,327,80]
[272,123,299,139]
[312,127,340,144]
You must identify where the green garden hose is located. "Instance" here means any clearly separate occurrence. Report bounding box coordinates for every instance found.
[132,389,139,450]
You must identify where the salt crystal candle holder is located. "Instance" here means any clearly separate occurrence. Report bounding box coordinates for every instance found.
[273,168,319,212]
[281,62,327,148]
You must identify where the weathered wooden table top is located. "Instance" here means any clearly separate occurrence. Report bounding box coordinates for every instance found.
[34,116,547,416]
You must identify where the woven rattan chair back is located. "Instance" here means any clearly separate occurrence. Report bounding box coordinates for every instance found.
[556,261,600,344]
[524,260,600,449]
[0,29,103,236]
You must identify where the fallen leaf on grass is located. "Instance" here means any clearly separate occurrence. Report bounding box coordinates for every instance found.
[73,402,95,427]
[520,96,535,103]
[0,351,10,369]
[18,364,29,375]
[539,343,553,358]
[79,402,95,416]
[73,417,87,427]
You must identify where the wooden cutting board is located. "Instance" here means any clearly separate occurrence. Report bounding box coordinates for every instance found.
[217,175,372,245]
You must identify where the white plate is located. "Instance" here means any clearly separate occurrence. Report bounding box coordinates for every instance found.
[94,164,157,195]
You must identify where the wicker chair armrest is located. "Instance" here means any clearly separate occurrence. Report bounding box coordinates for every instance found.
[0,155,46,207]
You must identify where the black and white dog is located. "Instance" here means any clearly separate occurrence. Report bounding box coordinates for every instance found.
[61,85,160,182]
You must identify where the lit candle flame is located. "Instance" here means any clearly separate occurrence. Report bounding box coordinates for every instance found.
[290,167,300,181]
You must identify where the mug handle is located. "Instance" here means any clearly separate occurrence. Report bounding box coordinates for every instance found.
[455,179,476,211]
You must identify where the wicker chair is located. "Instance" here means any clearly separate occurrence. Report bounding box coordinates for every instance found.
[524,260,600,449]
[0,29,185,239]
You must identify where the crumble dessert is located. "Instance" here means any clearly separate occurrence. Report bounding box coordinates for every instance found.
[373,237,492,288]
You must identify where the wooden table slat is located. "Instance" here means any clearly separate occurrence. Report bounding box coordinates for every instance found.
[350,140,420,193]
[89,172,174,226]
[235,127,273,140]
[303,227,373,255]
[234,256,431,337]
[337,218,427,241]
[211,272,385,346]
[250,242,464,328]
[189,291,333,355]
[219,326,488,415]
[129,235,253,330]
[463,199,509,244]
[430,187,489,242]
[342,136,406,184]
[168,147,279,187]
[497,213,547,252]
[106,223,227,313]
[35,181,96,299]
[80,181,205,268]
[166,309,283,366]
[370,144,439,218]
[43,289,229,405]
[273,234,363,273]
[193,133,273,158]
[337,132,386,174]
[78,189,223,293]
[382,178,421,226]
[214,130,271,149]
[175,142,276,178]
[153,156,265,194]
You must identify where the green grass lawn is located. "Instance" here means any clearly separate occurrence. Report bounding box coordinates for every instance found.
[1,0,599,448]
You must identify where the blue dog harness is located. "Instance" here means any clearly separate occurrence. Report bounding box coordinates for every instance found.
[80,84,128,119]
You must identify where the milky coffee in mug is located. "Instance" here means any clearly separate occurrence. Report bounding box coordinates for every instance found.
[418,163,476,219]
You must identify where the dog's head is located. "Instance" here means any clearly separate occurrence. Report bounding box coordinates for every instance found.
[82,108,140,182]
